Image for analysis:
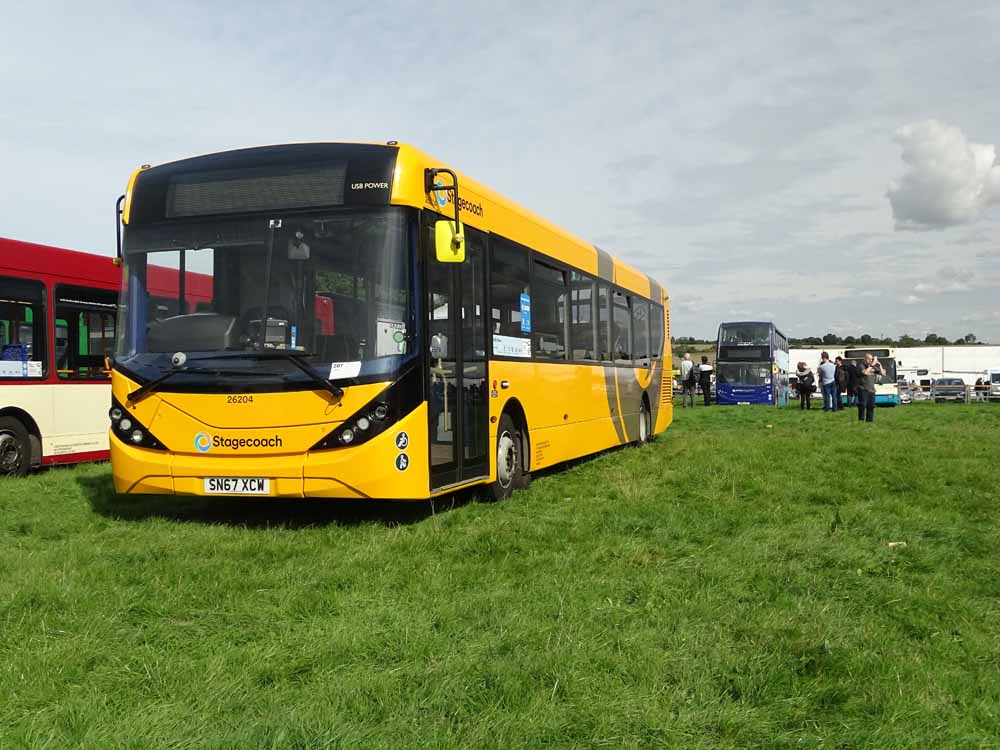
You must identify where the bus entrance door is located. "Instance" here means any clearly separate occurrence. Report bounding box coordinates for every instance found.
[426,226,488,491]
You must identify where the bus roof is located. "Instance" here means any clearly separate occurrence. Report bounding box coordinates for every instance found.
[718,321,787,339]
[0,236,119,288]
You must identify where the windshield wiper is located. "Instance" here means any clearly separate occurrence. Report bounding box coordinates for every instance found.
[184,350,345,398]
[127,367,286,405]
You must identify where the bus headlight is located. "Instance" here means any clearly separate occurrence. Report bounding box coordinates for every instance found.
[108,397,166,451]
[310,367,421,452]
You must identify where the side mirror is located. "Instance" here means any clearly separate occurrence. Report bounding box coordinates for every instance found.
[434,220,465,263]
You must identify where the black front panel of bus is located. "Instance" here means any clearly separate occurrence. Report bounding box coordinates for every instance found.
[718,346,767,361]
[128,143,398,224]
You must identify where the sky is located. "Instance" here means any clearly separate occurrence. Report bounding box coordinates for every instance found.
[2,1,1000,342]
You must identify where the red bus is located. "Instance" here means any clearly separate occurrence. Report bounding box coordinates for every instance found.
[1,237,334,476]
[1,238,122,475]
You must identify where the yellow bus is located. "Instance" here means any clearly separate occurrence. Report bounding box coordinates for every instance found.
[109,142,672,500]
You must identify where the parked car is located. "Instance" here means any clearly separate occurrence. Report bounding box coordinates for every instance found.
[932,377,966,403]
[989,371,1000,402]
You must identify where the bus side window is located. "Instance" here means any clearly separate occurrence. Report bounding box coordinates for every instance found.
[632,298,650,367]
[570,271,596,361]
[650,303,664,359]
[531,260,566,360]
[0,276,47,378]
[54,284,117,379]
[598,285,612,362]
[489,237,531,356]
[612,291,631,365]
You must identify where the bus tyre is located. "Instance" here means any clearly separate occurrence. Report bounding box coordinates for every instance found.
[634,400,650,445]
[0,417,31,478]
[490,413,524,501]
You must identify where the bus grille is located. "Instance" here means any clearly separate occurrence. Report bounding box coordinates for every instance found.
[661,306,672,406]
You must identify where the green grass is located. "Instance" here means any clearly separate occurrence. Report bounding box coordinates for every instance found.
[2,403,999,749]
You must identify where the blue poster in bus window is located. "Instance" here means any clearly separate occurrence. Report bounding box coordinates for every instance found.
[519,293,531,333]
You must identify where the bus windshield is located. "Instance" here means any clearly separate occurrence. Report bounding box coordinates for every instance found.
[116,206,414,387]
[719,323,771,346]
[845,357,897,383]
[716,362,771,386]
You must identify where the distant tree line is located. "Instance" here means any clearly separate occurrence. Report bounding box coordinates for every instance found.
[671,333,986,347]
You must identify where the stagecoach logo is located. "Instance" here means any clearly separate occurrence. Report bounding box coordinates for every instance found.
[430,179,485,217]
[433,179,448,208]
[193,432,284,452]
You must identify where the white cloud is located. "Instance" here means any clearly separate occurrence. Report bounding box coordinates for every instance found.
[911,266,974,295]
[887,119,1000,230]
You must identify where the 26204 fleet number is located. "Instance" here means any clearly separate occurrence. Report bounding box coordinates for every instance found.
[227,395,254,404]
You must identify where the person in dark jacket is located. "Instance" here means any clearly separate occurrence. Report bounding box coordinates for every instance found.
[698,355,713,405]
[857,353,883,422]
[834,356,848,410]
[845,360,860,406]
[795,362,815,409]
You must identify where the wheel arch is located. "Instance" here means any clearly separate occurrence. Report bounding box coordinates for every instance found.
[499,397,530,471]
[0,407,43,467]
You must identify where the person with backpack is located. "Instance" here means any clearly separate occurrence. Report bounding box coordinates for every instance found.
[698,355,714,406]
[795,361,816,410]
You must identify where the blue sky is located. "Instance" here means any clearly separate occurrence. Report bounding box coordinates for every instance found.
[3,1,1000,341]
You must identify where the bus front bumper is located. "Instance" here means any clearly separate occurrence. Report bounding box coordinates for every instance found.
[109,403,433,500]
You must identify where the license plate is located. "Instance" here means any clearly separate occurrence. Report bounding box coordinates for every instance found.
[203,477,270,495]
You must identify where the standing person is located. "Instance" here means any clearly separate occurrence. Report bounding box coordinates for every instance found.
[856,353,882,423]
[698,355,713,406]
[974,377,987,402]
[846,360,860,406]
[680,353,696,408]
[795,362,815,409]
[817,352,837,412]
[834,356,848,411]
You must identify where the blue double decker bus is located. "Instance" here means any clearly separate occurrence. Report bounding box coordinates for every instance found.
[715,321,789,406]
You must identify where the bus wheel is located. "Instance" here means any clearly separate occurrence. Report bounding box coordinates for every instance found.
[0,417,31,478]
[490,413,523,500]
[634,400,650,445]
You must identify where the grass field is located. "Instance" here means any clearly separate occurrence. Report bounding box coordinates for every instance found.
[2,403,999,749]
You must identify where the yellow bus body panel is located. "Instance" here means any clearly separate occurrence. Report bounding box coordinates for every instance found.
[110,373,430,499]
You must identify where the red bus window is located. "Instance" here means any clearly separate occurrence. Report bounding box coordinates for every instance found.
[54,285,117,379]
[0,276,47,379]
